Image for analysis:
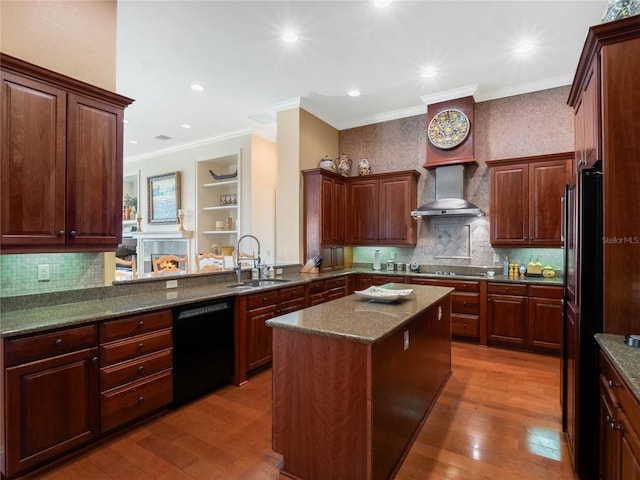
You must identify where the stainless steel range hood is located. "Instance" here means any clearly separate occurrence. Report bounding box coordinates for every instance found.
[411,164,483,218]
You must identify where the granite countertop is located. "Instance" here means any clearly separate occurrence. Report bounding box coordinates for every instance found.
[596,333,640,401]
[265,283,453,344]
[1,267,562,339]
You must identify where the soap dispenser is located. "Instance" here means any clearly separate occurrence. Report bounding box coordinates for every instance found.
[502,256,509,276]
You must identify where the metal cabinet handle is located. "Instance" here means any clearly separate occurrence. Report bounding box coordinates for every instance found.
[55,338,62,347]
[138,320,144,327]
[463,301,467,306]
[608,379,619,388]
[92,356,99,364]
[138,366,144,373]
[138,396,144,403]
[463,323,467,328]
[138,343,144,349]
[58,230,65,236]
[70,230,77,237]
[505,287,510,292]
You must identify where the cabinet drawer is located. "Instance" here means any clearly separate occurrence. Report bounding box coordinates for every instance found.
[529,285,563,299]
[488,282,528,296]
[451,292,480,314]
[600,352,640,436]
[307,280,325,293]
[5,324,98,367]
[100,329,172,366]
[452,314,479,338]
[409,278,479,292]
[100,348,173,391]
[325,287,347,302]
[324,277,346,290]
[277,298,305,316]
[247,290,279,310]
[278,285,305,302]
[100,310,172,343]
[100,370,172,433]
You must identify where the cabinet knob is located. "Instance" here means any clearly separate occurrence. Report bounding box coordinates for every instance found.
[138,320,144,328]
[138,343,144,350]
[462,284,467,290]
[463,323,467,328]
[70,230,77,237]
[58,230,65,236]
[608,379,620,388]
[55,338,63,347]
[92,356,99,364]
[505,287,510,292]
[138,366,144,373]
[138,396,144,403]
[463,301,467,306]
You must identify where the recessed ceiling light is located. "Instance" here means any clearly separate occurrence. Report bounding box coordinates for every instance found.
[181,124,192,129]
[282,32,298,43]
[348,90,361,97]
[422,68,438,78]
[374,0,393,7]
[190,83,204,91]
[128,140,138,144]
[514,41,535,55]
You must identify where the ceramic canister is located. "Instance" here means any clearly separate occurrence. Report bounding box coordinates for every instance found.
[319,155,336,173]
[358,158,371,176]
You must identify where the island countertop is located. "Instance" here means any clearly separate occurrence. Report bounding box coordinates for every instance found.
[265,283,453,344]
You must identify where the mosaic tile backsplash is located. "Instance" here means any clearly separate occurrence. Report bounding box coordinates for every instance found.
[1,253,105,298]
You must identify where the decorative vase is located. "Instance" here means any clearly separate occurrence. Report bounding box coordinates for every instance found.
[601,0,640,22]
[336,153,352,177]
[358,157,371,176]
[319,155,336,173]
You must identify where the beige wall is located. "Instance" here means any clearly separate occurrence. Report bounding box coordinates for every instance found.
[0,0,117,91]
[275,108,339,265]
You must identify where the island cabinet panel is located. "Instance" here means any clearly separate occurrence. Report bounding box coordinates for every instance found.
[3,324,99,477]
[271,293,451,480]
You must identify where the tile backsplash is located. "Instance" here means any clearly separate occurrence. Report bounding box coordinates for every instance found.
[1,253,105,298]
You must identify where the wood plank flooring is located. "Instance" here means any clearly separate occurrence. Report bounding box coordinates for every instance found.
[23,342,576,480]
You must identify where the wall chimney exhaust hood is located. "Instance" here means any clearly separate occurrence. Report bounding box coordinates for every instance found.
[411,164,483,218]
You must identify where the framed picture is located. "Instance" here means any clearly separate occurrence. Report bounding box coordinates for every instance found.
[147,171,181,224]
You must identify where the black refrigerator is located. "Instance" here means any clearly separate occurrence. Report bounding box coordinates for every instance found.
[562,165,603,480]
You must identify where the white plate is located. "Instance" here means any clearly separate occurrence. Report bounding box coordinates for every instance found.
[354,286,413,303]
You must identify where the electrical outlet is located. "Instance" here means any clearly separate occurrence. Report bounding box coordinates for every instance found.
[276,268,283,275]
[37,264,50,282]
[493,253,501,264]
[403,330,409,351]
[166,280,178,289]
[166,291,178,300]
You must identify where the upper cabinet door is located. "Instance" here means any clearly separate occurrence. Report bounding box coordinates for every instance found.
[490,163,528,245]
[0,72,67,247]
[528,160,570,246]
[378,172,418,245]
[347,178,379,244]
[66,94,123,247]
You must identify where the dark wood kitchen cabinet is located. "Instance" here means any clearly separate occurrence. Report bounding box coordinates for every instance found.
[3,324,99,478]
[346,170,420,246]
[487,282,528,347]
[99,310,173,433]
[572,54,600,177]
[599,351,640,480]
[302,168,346,272]
[488,283,562,353]
[306,277,348,306]
[0,54,133,253]
[411,277,483,342]
[487,152,571,247]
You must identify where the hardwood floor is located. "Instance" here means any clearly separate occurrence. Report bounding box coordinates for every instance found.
[24,342,576,480]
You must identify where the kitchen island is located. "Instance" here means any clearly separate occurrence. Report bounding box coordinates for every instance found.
[266,283,453,480]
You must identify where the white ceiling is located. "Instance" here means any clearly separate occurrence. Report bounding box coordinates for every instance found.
[117,0,606,162]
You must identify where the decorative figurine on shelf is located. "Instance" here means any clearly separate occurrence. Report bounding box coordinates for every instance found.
[336,153,352,176]
[178,209,185,231]
[319,154,337,173]
[358,157,371,176]
[136,214,143,232]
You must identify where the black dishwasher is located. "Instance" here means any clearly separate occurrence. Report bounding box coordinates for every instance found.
[171,298,234,407]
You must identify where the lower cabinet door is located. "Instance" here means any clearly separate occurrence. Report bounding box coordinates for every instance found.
[247,306,276,371]
[5,347,99,476]
[487,294,527,345]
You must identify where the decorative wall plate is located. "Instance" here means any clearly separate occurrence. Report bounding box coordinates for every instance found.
[427,108,470,150]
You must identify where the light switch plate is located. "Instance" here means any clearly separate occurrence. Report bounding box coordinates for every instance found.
[37,264,50,282]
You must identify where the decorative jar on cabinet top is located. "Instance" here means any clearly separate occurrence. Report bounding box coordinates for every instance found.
[336,153,352,176]
[358,158,371,176]
[319,155,336,173]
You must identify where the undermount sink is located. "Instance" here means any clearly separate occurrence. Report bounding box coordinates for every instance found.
[227,279,291,288]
